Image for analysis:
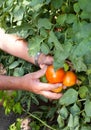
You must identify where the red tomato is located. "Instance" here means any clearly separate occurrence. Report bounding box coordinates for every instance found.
[63,71,77,87]
[45,65,65,84]
[52,86,63,93]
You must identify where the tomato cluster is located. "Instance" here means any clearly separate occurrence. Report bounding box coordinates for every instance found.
[45,65,77,93]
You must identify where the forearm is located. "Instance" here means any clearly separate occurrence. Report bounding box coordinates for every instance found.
[0,31,35,64]
[0,75,23,90]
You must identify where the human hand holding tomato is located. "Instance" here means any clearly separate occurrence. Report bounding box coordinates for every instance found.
[45,65,77,93]
[22,66,62,99]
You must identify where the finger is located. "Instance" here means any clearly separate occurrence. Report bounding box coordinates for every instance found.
[63,85,67,89]
[44,55,54,65]
[38,83,62,91]
[31,66,47,79]
[40,91,62,99]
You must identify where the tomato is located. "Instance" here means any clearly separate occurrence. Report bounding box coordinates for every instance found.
[63,71,77,87]
[45,65,65,83]
[52,86,63,93]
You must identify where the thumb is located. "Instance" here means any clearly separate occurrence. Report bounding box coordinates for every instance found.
[31,66,47,79]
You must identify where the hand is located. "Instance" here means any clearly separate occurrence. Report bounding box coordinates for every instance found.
[21,66,62,99]
[38,54,54,68]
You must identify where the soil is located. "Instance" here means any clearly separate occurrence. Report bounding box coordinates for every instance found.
[0,106,19,130]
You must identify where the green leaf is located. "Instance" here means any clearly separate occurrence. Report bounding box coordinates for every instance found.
[71,57,87,72]
[80,11,91,20]
[30,0,44,11]
[38,18,52,29]
[13,5,24,22]
[40,28,48,38]
[13,102,22,114]
[85,99,91,117]
[57,115,64,128]
[46,107,56,118]
[59,106,68,119]
[28,35,44,56]
[78,86,88,99]
[72,22,91,41]
[56,14,67,25]
[84,51,91,64]
[40,75,48,83]
[51,0,63,9]
[0,0,5,7]
[30,0,44,6]
[54,41,72,69]
[9,61,20,69]
[66,14,77,24]
[70,104,80,116]
[68,114,74,128]
[73,116,79,129]
[13,67,24,77]
[59,89,78,106]
[74,3,80,13]
[81,126,91,130]
[78,0,91,12]
[48,31,63,50]
[41,42,50,54]
[74,38,91,56]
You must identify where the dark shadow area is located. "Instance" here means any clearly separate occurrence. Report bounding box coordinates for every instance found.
[0,106,19,130]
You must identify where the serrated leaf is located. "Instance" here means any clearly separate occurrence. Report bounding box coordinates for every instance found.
[85,99,91,117]
[73,116,79,129]
[78,0,91,12]
[78,86,88,99]
[46,107,56,118]
[54,41,72,69]
[38,18,52,29]
[30,0,44,11]
[13,67,24,77]
[84,51,91,64]
[28,35,44,56]
[59,89,78,106]
[40,28,48,38]
[74,3,80,13]
[68,114,74,128]
[41,43,50,54]
[13,102,22,114]
[71,57,87,72]
[56,14,67,25]
[72,22,91,42]
[66,14,77,24]
[51,0,63,9]
[81,126,91,130]
[48,31,63,51]
[59,106,68,119]
[57,115,64,128]
[30,0,44,6]
[9,61,20,69]
[80,11,91,20]
[13,5,24,22]
[70,104,80,116]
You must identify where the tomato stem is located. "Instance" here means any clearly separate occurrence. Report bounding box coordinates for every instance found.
[23,108,57,130]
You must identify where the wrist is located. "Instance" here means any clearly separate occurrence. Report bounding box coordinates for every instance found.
[34,52,41,66]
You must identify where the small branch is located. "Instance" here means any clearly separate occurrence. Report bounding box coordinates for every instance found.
[23,109,57,130]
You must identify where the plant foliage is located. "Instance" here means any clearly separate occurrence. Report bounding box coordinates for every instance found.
[0,0,91,129]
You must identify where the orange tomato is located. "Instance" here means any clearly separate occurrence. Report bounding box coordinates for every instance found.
[52,86,63,93]
[45,65,65,84]
[63,71,77,87]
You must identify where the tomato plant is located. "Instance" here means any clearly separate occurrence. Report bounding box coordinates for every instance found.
[0,0,91,129]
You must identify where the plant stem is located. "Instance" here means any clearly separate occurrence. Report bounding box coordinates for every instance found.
[23,109,57,130]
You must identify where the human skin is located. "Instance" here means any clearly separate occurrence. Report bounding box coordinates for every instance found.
[0,29,62,99]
